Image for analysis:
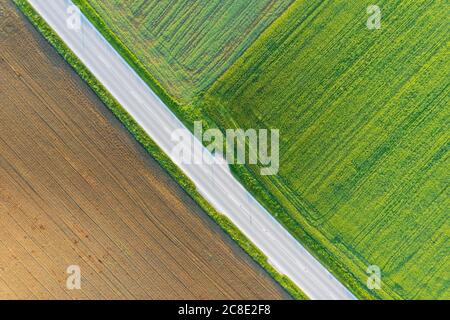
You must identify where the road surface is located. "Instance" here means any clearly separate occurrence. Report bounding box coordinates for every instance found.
[28,0,357,300]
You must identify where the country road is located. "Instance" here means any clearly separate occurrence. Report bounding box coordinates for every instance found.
[27,0,356,300]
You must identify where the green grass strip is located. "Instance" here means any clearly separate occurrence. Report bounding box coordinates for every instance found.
[13,0,307,300]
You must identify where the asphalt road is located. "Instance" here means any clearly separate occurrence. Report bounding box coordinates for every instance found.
[28,0,356,300]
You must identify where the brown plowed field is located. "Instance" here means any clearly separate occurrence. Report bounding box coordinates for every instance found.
[0,0,289,300]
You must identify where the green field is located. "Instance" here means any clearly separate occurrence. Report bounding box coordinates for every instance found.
[205,0,449,299]
[83,0,293,103]
[76,0,449,299]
